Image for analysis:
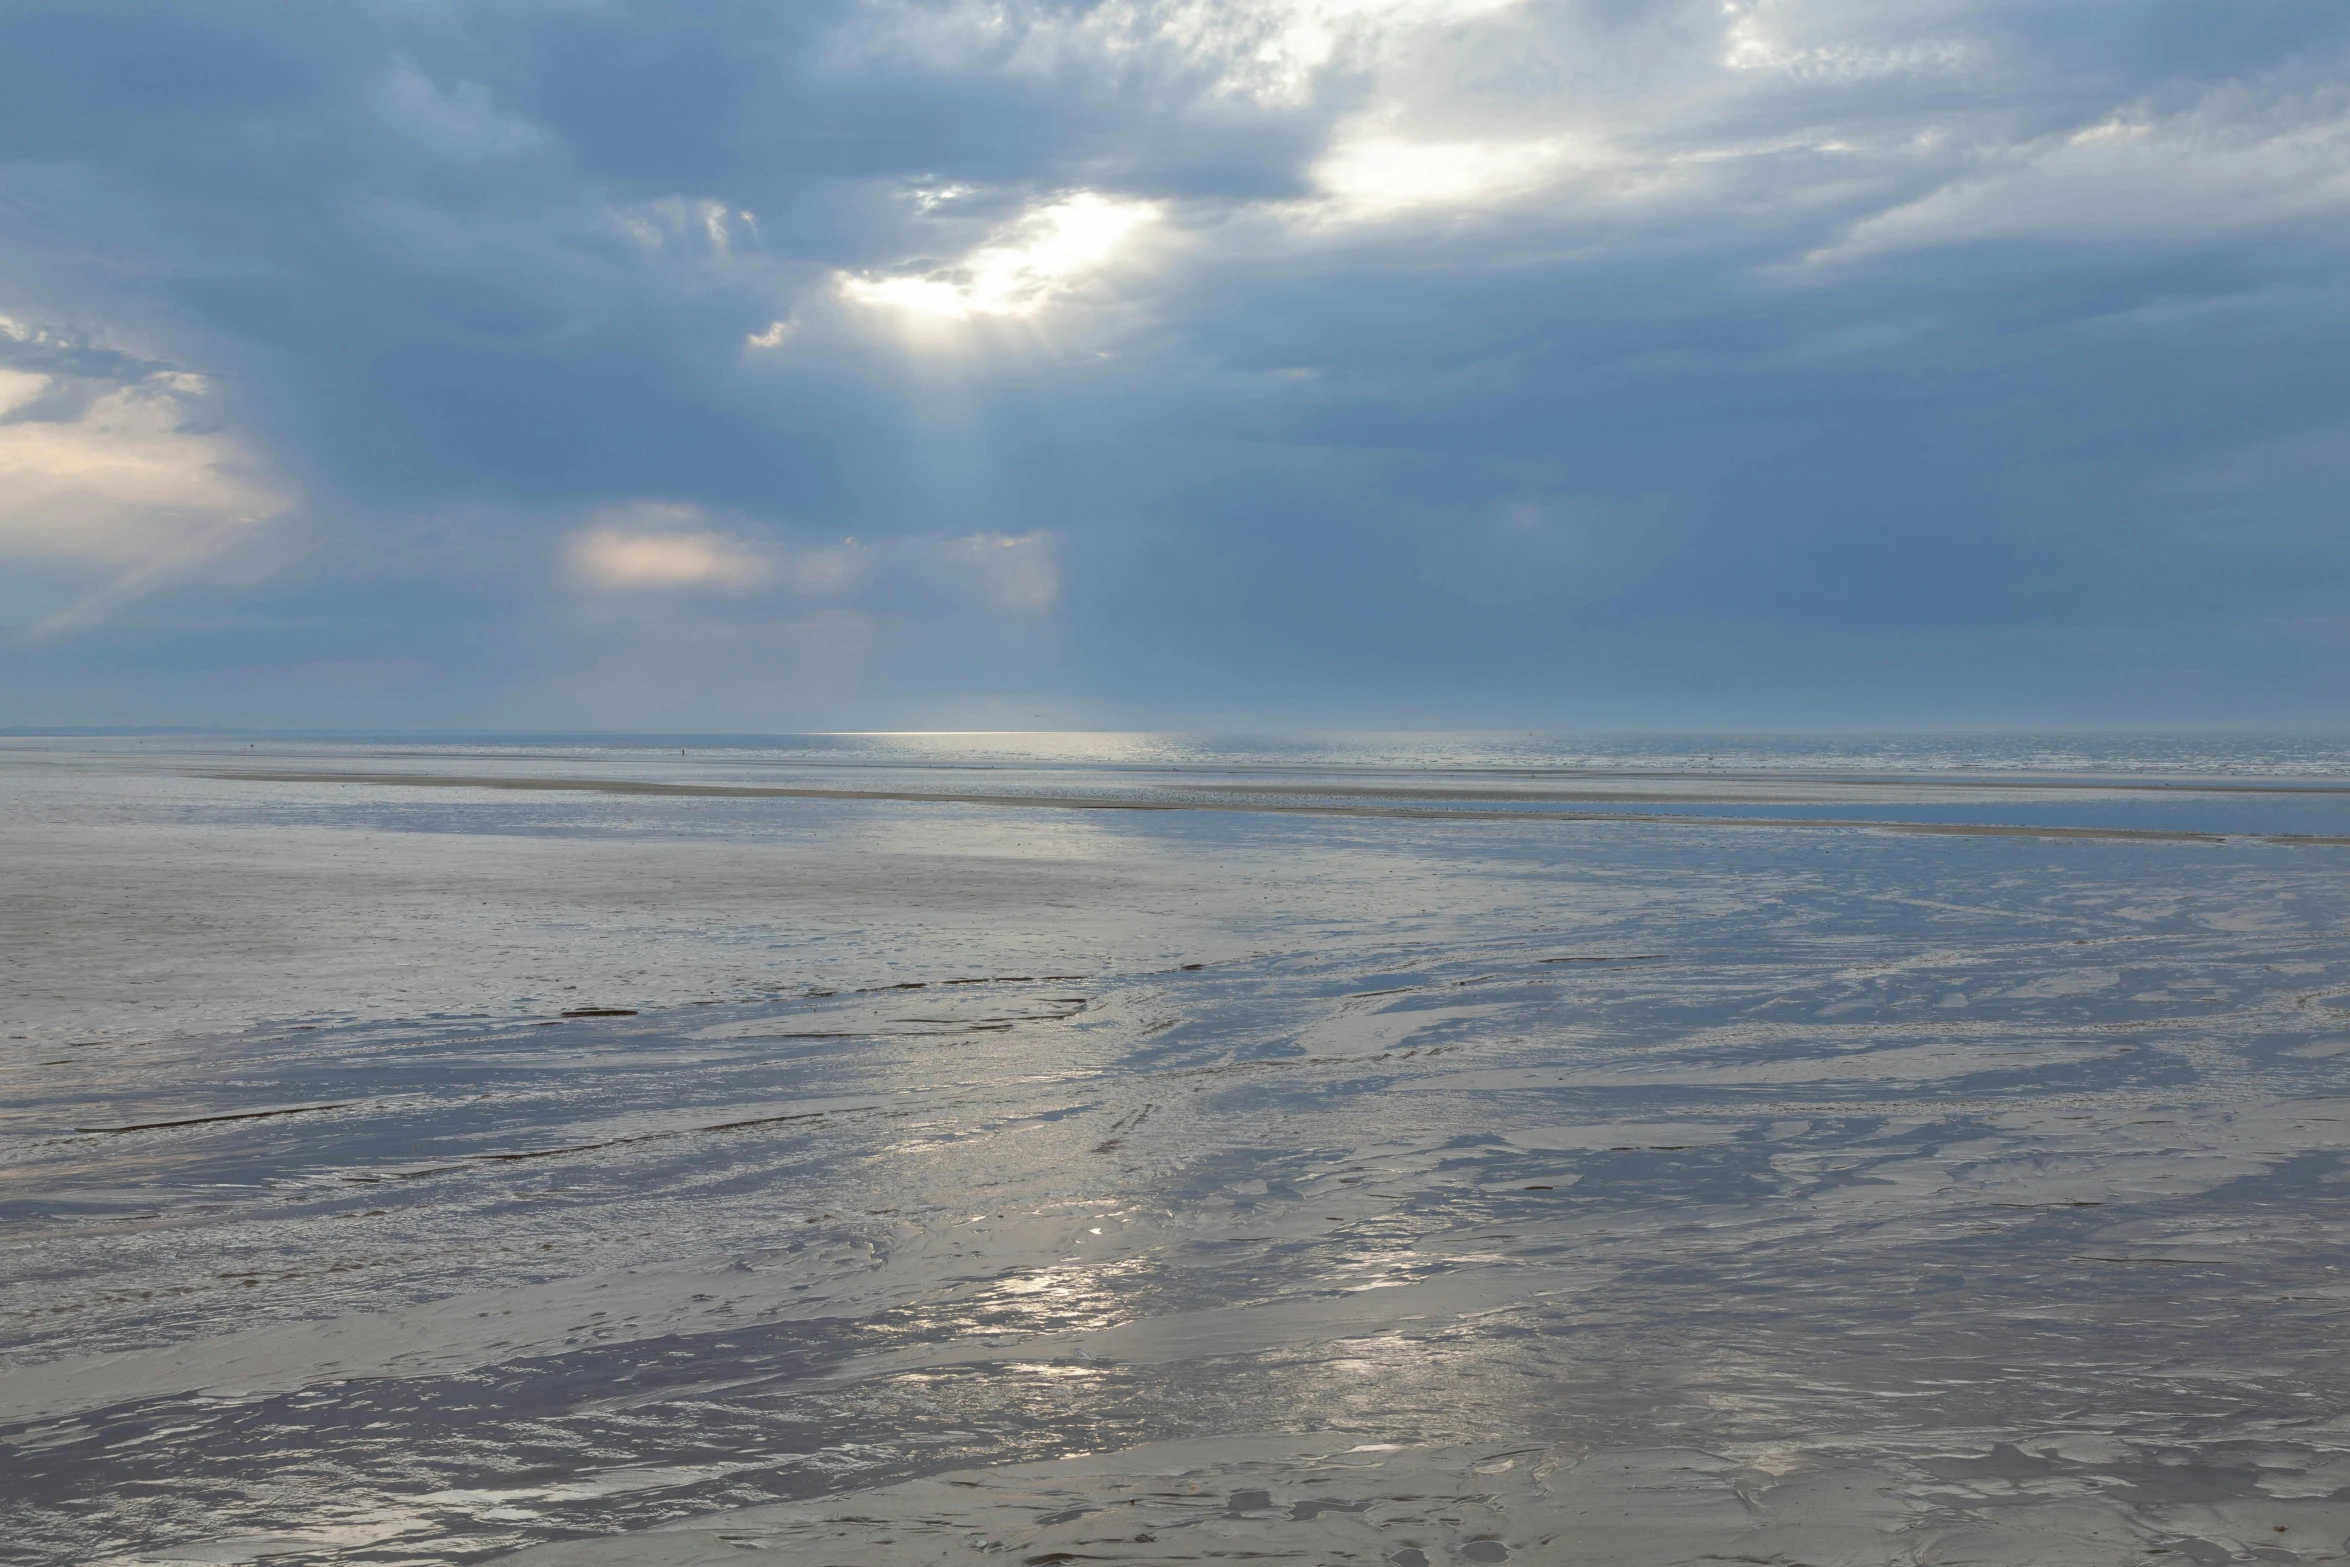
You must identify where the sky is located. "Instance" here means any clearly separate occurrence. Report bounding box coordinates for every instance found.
[1,0,2347,732]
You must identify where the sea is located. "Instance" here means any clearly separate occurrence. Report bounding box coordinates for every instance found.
[7,731,2350,1564]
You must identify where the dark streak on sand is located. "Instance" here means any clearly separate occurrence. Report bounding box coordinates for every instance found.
[193,769,2350,846]
[472,1108,859,1164]
[1538,954,1667,964]
[76,1102,354,1135]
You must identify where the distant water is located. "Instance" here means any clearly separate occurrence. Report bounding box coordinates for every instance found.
[17,728,2350,840]
[19,726,2350,776]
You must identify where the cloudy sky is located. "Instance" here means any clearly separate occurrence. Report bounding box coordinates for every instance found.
[2,0,2346,730]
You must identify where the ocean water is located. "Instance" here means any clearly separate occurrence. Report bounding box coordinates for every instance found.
[32,724,2350,775]
[7,734,2350,1565]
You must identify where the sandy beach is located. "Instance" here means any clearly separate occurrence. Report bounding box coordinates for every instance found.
[8,736,2350,1564]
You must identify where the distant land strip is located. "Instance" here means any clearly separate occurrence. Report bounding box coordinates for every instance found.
[198,769,2350,847]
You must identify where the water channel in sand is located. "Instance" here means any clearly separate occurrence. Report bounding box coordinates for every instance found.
[8,734,2350,1564]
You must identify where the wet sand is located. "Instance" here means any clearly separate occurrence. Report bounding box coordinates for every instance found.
[7,739,2350,1564]
[190,766,2350,844]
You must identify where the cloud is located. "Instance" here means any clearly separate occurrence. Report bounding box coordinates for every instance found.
[1313,133,1567,215]
[1719,0,1976,78]
[840,192,1160,321]
[0,319,289,639]
[830,0,1532,109]
[1803,100,2350,264]
[0,324,285,572]
[564,506,871,598]
[568,508,772,592]
[950,533,1061,613]
[378,61,555,163]
[5,0,2350,722]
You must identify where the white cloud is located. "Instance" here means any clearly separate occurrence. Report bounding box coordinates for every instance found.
[840,192,1160,320]
[0,347,285,571]
[567,518,1055,612]
[617,196,743,256]
[819,0,2350,306]
[1314,132,1568,215]
[568,507,772,591]
[1720,0,1974,78]
[0,321,290,638]
[565,508,868,596]
[1804,101,2350,264]
[831,0,1528,108]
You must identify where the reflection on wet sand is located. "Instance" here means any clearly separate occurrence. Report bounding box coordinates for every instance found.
[186,764,2350,843]
[7,740,2350,1564]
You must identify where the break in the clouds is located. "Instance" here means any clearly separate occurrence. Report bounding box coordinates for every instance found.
[1,0,2347,727]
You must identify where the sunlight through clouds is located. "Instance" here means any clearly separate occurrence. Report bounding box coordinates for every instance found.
[839,192,1160,321]
[568,508,772,592]
[7,0,2350,721]
[834,0,1530,107]
[1314,133,1568,216]
[0,320,290,640]
[0,331,285,575]
[1079,0,1534,106]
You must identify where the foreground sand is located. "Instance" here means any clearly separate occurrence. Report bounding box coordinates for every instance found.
[8,739,2350,1565]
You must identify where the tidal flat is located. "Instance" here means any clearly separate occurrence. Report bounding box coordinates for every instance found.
[8,734,2350,1565]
